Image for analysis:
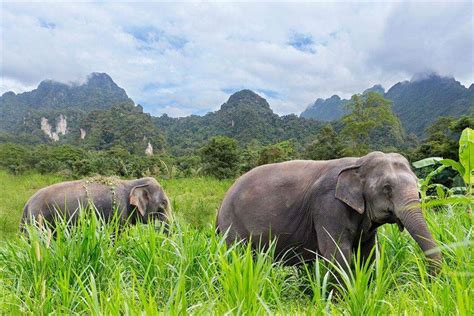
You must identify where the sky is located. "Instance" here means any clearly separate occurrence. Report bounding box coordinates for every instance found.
[1,1,473,117]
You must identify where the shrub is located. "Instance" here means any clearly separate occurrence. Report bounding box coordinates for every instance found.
[200,136,240,179]
[258,140,296,165]
[303,124,344,160]
[0,143,30,174]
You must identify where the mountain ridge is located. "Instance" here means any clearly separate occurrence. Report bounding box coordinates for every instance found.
[220,89,271,111]
[300,73,474,136]
[0,72,135,144]
[1,72,133,110]
[155,89,323,155]
[2,72,472,151]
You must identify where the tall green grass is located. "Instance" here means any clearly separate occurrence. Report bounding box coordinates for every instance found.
[0,172,473,314]
[0,170,64,239]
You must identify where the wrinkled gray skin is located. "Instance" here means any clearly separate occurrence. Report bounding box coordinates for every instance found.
[20,177,171,231]
[217,152,442,274]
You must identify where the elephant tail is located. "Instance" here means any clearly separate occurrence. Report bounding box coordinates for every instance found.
[19,204,30,234]
[215,213,220,234]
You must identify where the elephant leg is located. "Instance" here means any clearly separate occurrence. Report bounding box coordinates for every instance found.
[328,241,352,273]
[318,229,353,274]
[359,232,377,267]
[319,238,353,289]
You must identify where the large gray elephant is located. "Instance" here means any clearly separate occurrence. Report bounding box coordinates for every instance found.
[20,177,171,231]
[216,152,442,273]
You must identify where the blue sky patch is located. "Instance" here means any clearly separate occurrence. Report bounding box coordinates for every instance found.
[221,87,240,94]
[257,89,280,99]
[222,87,280,99]
[126,25,162,44]
[38,19,56,30]
[125,25,187,51]
[288,32,315,53]
[142,82,178,92]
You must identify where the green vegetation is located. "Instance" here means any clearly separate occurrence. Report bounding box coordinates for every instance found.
[1,101,471,184]
[303,124,344,160]
[0,73,133,140]
[340,92,404,156]
[411,115,474,162]
[413,128,474,207]
[81,103,166,154]
[301,73,474,137]
[0,171,472,314]
[200,136,240,180]
[154,90,323,156]
[0,171,65,239]
[258,140,296,165]
[0,143,173,178]
[3,72,472,166]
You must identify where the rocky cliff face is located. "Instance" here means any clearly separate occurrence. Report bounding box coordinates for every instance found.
[0,72,133,134]
[40,114,68,141]
[0,73,134,142]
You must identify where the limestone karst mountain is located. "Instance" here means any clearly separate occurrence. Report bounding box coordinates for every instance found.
[154,89,323,155]
[301,73,474,136]
[0,73,134,138]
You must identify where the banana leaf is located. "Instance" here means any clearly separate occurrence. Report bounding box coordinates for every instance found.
[459,128,473,188]
[412,157,443,169]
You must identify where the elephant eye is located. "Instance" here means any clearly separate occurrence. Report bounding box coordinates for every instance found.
[383,184,392,196]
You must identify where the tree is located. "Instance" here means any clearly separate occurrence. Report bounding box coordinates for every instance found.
[240,139,262,172]
[0,143,30,174]
[82,103,166,155]
[258,140,296,165]
[200,136,240,179]
[303,124,344,160]
[340,92,401,156]
[411,115,474,162]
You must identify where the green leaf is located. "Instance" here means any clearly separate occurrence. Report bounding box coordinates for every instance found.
[439,159,465,176]
[422,195,474,207]
[435,185,445,199]
[412,157,443,169]
[459,128,474,189]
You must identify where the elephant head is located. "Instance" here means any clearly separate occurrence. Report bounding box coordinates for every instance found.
[129,177,172,225]
[335,151,442,273]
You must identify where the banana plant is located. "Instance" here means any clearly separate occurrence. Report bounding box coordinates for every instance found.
[413,128,473,210]
[459,127,474,194]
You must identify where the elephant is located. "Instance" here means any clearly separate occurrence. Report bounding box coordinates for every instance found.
[20,176,172,231]
[216,152,442,274]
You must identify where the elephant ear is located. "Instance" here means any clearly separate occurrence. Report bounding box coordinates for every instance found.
[129,185,150,217]
[335,165,365,214]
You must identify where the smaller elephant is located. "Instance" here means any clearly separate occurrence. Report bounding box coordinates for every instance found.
[20,176,171,231]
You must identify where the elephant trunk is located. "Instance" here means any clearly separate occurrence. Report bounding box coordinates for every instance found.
[396,188,442,274]
[164,197,173,223]
[159,198,173,234]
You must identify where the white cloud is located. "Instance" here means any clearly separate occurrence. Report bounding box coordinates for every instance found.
[1,1,472,116]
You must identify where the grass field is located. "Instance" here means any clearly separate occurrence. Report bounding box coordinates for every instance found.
[0,170,473,314]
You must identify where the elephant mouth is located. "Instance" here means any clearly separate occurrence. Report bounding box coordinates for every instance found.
[395,218,404,232]
[148,210,169,222]
[371,210,404,231]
